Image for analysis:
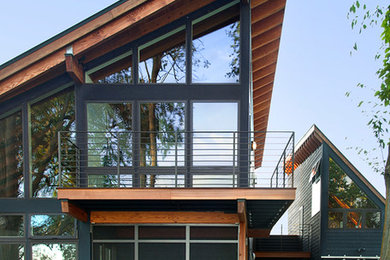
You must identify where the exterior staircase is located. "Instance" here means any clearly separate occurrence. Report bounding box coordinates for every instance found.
[254,235,311,259]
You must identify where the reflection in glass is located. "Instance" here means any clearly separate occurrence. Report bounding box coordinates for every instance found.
[31,215,75,237]
[366,212,381,229]
[87,103,133,168]
[30,90,75,198]
[192,103,238,186]
[32,243,76,260]
[93,243,134,260]
[87,51,133,84]
[192,3,240,83]
[190,243,237,260]
[347,212,362,229]
[328,211,343,229]
[139,28,186,84]
[0,215,24,236]
[139,243,185,260]
[328,158,377,209]
[190,226,238,240]
[139,226,185,240]
[0,111,23,197]
[93,226,134,240]
[140,102,185,187]
[0,244,24,260]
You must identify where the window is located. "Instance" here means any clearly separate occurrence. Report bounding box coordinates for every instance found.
[0,243,24,260]
[87,103,133,187]
[92,225,238,260]
[192,102,238,186]
[0,215,24,237]
[0,111,23,198]
[86,50,133,84]
[31,214,76,238]
[328,157,380,230]
[139,27,186,84]
[139,102,185,187]
[30,89,75,198]
[32,243,77,260]
[192,2,240,83]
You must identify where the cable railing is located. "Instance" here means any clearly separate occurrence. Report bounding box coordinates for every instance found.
[58,130,294,188]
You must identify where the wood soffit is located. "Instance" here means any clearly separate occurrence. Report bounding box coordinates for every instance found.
[57,188,296,201]
[295,125,386,204]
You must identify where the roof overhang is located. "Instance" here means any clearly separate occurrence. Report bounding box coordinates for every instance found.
[57,188,295,228]
[295,125,386,204]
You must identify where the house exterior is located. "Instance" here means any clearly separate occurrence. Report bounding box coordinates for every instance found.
[0,0,297,259]
[288,125,385,260]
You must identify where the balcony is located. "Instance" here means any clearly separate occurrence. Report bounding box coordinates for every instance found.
[58,130,295,189]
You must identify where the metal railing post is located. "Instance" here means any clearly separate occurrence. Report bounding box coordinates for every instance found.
[292,132,295,187]
[232,132,236,188]
[117,134,120,188]
[283,150,286,188]
[58,132,62,188]
[175,132,178,188]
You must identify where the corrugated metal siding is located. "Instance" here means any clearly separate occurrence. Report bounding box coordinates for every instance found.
[288,145,323,260]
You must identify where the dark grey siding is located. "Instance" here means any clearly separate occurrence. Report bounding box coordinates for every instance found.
[322,144,384,257]
[288,145,323,260]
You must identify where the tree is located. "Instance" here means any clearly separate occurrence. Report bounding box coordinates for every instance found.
[348,2,390,259]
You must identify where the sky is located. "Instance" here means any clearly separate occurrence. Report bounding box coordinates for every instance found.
[0,0,387,233]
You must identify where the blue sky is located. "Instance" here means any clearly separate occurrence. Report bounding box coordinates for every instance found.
[0,0,387,231]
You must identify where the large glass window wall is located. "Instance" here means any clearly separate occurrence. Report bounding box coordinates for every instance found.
[92,224,238,260]
[328,157,381,230]
[84,1,240,85]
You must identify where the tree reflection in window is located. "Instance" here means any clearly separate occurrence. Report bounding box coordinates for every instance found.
[87,51,132,84]
[0,111,23,197]
[30,90,75,198]
[328,157,377,209]
[140,102,185,187]
[139,28,186,84]
[328,157,379,229]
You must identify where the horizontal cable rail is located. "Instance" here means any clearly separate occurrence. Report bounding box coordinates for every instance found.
[58,131,294,188]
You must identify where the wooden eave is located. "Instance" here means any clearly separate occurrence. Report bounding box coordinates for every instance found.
[251,0,286,168]
[0,0,216,101]
[57,188,295,201]
[295,125,386,204]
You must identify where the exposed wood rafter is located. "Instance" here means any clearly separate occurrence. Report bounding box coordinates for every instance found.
[61,200,88,222]
[65,54,84,84]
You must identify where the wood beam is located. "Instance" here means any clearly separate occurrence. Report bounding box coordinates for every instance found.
[90,211,239,224]
[57,188,296,201]
[65,54,84,84]
[237,200,247,260]
[247,229,270,238]
[61,200,88,222]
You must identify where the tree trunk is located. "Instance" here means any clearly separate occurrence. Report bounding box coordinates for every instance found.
[148,103,157,187]
[381,144,390,260]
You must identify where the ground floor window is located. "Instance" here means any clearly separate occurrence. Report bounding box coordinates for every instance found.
[92,224,239,260]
